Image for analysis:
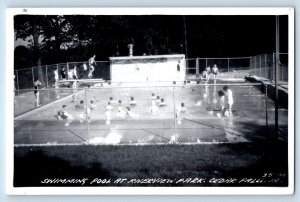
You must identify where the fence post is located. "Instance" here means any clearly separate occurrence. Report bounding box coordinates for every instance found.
[265,84,268,129]
[172,85,177,144]
[85,89,90,143]
[45,65,49,88]
[67,62,69,80]
[205,58,208,69]
[259,55,262,78]
[281,63,283,82]
[32,67,35,88]
[265,54,267,79]
[272,52,275,81]
[254,56,256,76]
[56,64,59,81]
[15,70,19,91]
[196,58,199,78]
[227,58,230,72]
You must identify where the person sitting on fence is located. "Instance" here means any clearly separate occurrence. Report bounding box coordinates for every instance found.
[88,55,96,79]
[206,65,211,74]
[34,79,42,107]
[176,102,186,124]
[212,64,219,79]
[201,70,209,82]
[159,98,167,106]
[223,86,234,117]
[130,97,137,106]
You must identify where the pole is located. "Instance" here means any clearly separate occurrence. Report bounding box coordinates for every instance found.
[67,62,69,80]
[259,55,262,77]
[265,54,267,79]
[85,89,90,143]
[172,85,177,143]
[183,16,188,59]
[16,70,19,91]
[227,58,230,72]
[45,65,48,88]
[265,84,268,129]
[32,67,35,88]
[196,58,199,78]
[275,15,279,136]
[254,57,256,76]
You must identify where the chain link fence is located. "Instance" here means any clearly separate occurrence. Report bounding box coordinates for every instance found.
[14,82,287,145]
[186,57,251,79]
[14,61,111,91]
[250,53,288,83]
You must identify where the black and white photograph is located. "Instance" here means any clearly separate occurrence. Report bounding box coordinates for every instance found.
[6,7,294,195]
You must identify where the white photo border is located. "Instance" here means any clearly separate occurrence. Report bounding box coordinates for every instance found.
[6,7,295,195]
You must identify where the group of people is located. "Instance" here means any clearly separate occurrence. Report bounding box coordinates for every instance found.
[201,64,219,82]
[105,96,138,124]
[54,90,188,126]
[53,54,97,87]
[56,96,98,126]
[53,84,233,127]
[149,93,168,114]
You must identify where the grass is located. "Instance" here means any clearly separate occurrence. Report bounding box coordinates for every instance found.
[14,140,288,187]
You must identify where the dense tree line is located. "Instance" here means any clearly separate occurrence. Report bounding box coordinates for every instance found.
[14,15,288,70]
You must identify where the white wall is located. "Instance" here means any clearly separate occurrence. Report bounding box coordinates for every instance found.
[111,55,186,82]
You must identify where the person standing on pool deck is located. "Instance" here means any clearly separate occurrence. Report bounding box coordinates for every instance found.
[73,65,78,79]
[54,68,59,86]
[206,65,211,74]
[88,55,96,79]
[177,61,181,72]
[223,86,233,117]
[212,64,219,79]
[217,90,226,117]
[61,67,66,80]
[34,79,42,107]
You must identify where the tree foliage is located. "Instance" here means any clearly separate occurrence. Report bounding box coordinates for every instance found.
[14,15,288,69]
